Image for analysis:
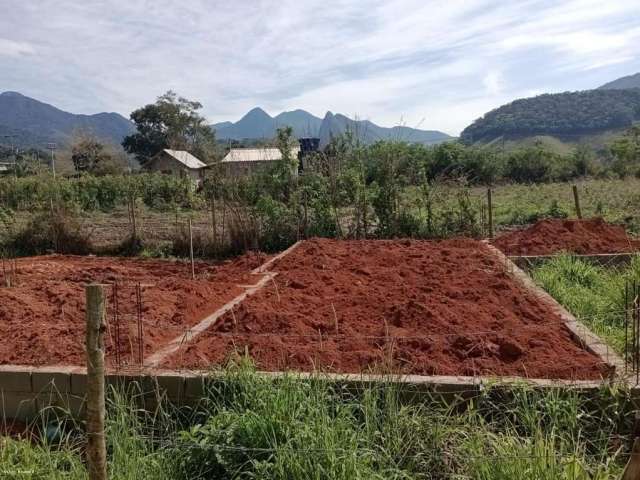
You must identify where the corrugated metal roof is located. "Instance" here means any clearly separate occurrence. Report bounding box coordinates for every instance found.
[221,147,300,163]
[162,149,207,169]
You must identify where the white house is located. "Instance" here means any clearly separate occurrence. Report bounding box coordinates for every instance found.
[145,149,208,183]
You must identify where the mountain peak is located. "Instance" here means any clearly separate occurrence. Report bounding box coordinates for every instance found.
[0,91,24,98]
[244,107,271,119]
[212,107,450,145]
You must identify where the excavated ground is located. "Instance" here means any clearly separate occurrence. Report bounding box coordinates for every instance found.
[493,218,640,256]
[0,253,267,366]
[164,238,609,380]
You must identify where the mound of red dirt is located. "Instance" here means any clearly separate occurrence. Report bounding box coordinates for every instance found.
[164,238,609,380]
[492,218,640,256]
[0,252,268,366]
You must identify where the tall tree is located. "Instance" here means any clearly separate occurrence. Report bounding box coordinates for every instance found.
[122,91,215,166]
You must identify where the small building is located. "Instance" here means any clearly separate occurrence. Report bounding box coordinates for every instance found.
[220,146,301,176]
[145,149,208,183]
[0,162,12,175]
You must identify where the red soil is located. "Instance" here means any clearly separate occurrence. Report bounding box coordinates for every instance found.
[0,253,267,366]
[164,238,609,380]
[492,218,640,256]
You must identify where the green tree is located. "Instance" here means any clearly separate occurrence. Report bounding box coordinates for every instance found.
[122,91,216,166]
[610,125,640,178]
[71,132,110,172]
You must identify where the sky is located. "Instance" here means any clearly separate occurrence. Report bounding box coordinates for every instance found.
[1,0,640,136]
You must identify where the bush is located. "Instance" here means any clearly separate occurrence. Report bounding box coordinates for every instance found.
[9,209,92,255]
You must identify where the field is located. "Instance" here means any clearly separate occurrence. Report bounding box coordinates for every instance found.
[0,254,263,366]
[1,176,639,478]
[165,238,609,379]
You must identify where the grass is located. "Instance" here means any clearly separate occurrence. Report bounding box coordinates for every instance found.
[0,363,635,479]
[532,255,640,355]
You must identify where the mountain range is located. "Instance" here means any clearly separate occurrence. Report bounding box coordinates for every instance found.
[213,107,452,146]
[0,92,452,150]
[0,91,134,148]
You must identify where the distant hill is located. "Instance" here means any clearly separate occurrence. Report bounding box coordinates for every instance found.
[213,107,322,140]
[460,89,640,146]
[214,107,451,145]
[0,91,134,148]
[598,72,640,90]
[318,112,450,147]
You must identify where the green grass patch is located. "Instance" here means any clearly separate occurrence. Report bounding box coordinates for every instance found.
[0,363,635,479]
[532,255,640,354]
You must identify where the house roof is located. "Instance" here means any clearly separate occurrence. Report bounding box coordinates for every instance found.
[221,147,300,163]
[160,149,207,169]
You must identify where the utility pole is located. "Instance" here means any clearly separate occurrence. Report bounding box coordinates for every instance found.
[2,134,17,177]
[46,142,57,178]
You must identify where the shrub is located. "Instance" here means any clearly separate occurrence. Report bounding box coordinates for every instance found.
[9,209,92,255]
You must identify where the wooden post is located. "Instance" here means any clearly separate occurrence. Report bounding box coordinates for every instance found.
[572,185,582,219]
[188,218,195,280]
[85,284,107,480]
[622,438,640,480]
[487,188,494,239]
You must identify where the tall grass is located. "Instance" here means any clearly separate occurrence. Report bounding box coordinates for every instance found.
[533,255,640,353]
[0,364,633,479]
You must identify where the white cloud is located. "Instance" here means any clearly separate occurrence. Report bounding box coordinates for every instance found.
[0,38,34,57]
[0,0,639,135]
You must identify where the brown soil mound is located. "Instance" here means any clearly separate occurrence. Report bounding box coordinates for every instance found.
[492,218,640,256]
[0,253,267,366]
[164,238,608,380]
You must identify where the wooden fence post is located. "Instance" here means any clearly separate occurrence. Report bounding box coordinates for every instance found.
[621,438,640,480]
[572,185,583,219]
[487,188,494,239]
[188,218,195,280]
[85,284,107,480]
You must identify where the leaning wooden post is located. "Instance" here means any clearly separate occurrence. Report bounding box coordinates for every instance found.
[622,438,640,479]
[85,284,107,480]
[188,218,195,280]
[487,188,494,239]
[572,185,582,219]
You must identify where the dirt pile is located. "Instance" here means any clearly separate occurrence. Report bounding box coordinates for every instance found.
[493,218,640,256]
[165,238,608,380]
[0,252,268,366]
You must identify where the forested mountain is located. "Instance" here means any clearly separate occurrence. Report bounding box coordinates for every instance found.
[0,91,134,147]
[598,72,640,90]
[460,89,640,144]
[214,107,451,145]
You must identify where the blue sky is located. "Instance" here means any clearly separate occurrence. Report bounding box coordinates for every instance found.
[1,0,639,135]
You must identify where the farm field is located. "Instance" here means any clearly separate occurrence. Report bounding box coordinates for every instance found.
[165,238,610,379]
[0,254,264,366]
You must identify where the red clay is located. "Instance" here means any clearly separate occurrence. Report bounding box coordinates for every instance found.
[492,218,640,256]
[0,253,267,366]
[164,238,609,380]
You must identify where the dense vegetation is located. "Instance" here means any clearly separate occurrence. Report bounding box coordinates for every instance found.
[461,89,640,143]
[0,365,634,479]
[1,127,639,257]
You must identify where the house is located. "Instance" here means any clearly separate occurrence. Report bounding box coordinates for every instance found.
[220,146,301,176]
[145,149,208,183]
[0,162,12,175]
